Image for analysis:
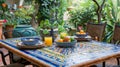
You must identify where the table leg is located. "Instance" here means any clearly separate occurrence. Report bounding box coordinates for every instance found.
[103,62,106,67]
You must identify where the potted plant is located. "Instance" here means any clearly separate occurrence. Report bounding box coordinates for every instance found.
[37,19,58,41]
[12,7,37,37]
[4,12,17,38]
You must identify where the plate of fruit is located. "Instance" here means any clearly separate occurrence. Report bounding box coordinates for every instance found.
[75,30,87,38]
[56,33,77,47]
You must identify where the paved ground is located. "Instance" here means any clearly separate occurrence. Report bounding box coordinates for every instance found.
[0,48,119,67]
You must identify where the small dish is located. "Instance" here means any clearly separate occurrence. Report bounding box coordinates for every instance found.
[17,41,45,50]
[75,33,88,38]
[21,38,40,46]
[75,35,92,42]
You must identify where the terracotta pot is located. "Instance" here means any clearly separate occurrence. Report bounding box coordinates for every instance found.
[5,25,14,38]
[0,20,4,39]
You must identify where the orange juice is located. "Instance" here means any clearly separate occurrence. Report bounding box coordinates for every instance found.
[44,37,52,46]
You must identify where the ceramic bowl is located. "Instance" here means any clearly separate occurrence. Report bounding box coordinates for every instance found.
[56,40,77,47]
[21,38,40,45]
[75,33,88,38]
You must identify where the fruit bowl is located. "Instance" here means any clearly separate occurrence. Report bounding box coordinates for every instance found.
[75,33,88,38]
[21,38,40,46]
[56,40,77,47]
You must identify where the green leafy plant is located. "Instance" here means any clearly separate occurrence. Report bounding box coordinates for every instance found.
[58,20,66,33]
[0,0,7,11]
[35,0,67,24]
[4,11,17,26]
[37,19,58,35]
[102,0,120,42]
[42,29,49,35]
[39,19,58,29]
[0,0,9,19]
[14,7,34,25]
[69,7,95,28]
[110,0,120,23]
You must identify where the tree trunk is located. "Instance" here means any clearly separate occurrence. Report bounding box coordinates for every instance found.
[92,0,105,23]
[98,13,101,23]
[30,3,39,29]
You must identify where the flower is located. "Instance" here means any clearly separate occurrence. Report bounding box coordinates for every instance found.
[3,19,7,23]
[2,3,7,8]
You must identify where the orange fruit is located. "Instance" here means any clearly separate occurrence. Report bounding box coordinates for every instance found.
[57,39,63,42]
[80,30,86,34]
[63,36,70,42]
[80,32,86,34]
[80,30,84,33]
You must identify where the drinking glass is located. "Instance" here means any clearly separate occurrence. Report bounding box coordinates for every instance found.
[44,37,52,46]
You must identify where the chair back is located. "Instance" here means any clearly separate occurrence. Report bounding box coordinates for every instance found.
[112,25,120,44]
[86,23,106,41]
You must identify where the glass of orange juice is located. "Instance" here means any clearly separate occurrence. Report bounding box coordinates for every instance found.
[44,37,52,46]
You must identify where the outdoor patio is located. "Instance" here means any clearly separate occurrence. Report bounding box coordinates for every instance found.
[0,0,120,67]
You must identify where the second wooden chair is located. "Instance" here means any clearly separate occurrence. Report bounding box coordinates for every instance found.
[86,22,106,41]
[86,22,106,67]
[112,24,120,65]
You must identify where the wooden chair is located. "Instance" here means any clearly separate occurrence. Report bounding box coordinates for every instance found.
[111,24,120,65]
[2,30,32,65]
[86,22,106,67]
[1,63,24,67]
[0,50,24,67]
[112,25,120,44]
[86,22,106,41]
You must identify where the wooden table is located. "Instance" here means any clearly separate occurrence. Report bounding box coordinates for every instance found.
[0,36,120,67]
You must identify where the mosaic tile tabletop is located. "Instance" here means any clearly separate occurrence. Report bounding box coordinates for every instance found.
[0,36,120,67]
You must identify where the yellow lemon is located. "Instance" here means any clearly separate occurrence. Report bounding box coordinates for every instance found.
[60,32,67,38]
[76,32,80,34]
